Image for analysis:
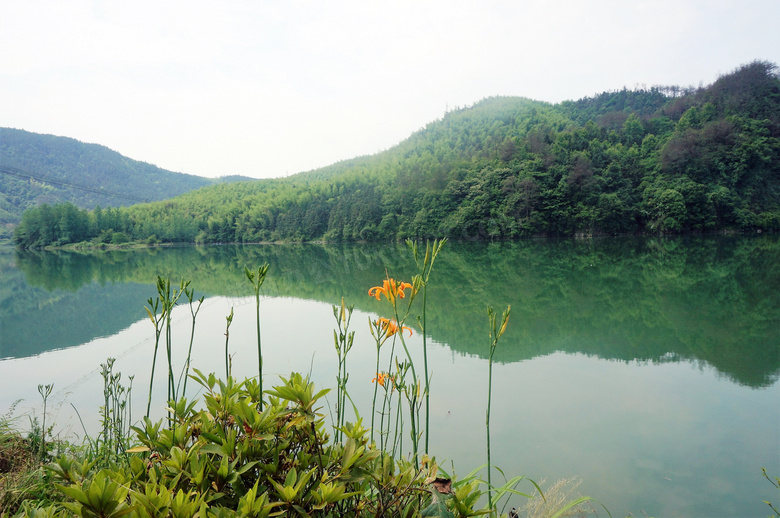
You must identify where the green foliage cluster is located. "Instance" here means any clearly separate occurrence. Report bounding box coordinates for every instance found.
[10,202,134,248]
[5,369,506,518]
[12,61,780,248]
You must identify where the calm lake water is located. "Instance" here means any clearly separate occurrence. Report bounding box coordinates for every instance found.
[1,236,778,517]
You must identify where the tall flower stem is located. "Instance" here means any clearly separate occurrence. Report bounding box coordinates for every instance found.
[224,307,234,380]
[393,302,420,465]
[368,317,391,444]
[159,278,186,408]
[245,263,269,410]
[37,383,53,460]
[144,293,165,418]
[179,286,203,399]
[486,304,510,517]
[379,338,397,451]
[332,298,354,443]
[406,238,446,453]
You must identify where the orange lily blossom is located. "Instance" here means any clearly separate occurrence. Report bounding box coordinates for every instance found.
[372,372,394,388]
[376,317,413,338]
[368,278,414,303]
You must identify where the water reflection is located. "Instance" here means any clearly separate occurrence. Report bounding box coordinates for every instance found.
[2,235,779,387]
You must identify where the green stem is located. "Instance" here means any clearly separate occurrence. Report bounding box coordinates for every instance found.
[422,285,429,453]
[180,294,202,399]
[485,304,510,518]
[371,344,380,443]
[487,350,494,515]
[246,264,268,410]
[146,326,162,418]
[166,314,174,404]
[396,325,419,464]
[225,309,233,379]
[255,291,262,409]
[392,388,402,456]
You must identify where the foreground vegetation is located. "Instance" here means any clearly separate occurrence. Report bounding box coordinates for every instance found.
[11,61,780,249]
[0,241,601,517]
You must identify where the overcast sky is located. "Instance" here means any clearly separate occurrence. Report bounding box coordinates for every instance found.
[2,1,778,180]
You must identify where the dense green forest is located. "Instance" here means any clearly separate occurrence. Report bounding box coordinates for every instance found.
[12,61,780,247]
[0,128,251,241]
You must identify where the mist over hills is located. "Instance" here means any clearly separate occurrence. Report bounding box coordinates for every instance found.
[9,61,780,247]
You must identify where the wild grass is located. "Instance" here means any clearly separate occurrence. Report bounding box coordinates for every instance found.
[521,477,597,518]
[0,403,64,514]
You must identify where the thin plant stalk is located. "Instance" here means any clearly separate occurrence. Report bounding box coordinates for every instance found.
[370,319,382,443]
[144,295,165,418]
[156,277,186,415]
[394,328,419,460]
[224,306,234,379]
[486,304,511,517]
[421,284,429,450]
[368,316,394,445]
[392,381,403,456]
[245,263,269,409]
[36,383,53,460]
[406,237,446,453]
[126,375,134,446]
[332,298,354,443]
[179,286,204,399]
[377,336,400,456]
[380,330,398,450]
[379,328,403,453]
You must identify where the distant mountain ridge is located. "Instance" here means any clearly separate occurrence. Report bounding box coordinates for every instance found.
[10,60,780,247]
[0,128,253,239]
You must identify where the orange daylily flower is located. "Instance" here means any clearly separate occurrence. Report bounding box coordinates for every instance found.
[372,372,394,388]
[368,278,415,304]
[376,317,413,338]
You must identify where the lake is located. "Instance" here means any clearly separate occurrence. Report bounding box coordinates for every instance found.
[0,236,778,517]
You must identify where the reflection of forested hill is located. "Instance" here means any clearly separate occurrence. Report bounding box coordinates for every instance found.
[0,246,150,358]
[3,236,778,387]
[0,283,149,359]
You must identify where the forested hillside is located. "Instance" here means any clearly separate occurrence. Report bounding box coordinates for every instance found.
[0,128,236,240]
[12,61,780,247]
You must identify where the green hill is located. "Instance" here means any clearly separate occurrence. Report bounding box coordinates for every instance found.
[12,61,780,247]
[0,128,253,241]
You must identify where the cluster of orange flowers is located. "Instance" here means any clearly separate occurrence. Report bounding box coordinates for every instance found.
[372,372,394,388]
[369,278,415,387]
[368,278,414,304]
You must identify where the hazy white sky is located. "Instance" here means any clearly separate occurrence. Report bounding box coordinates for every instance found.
[2,1,778,179]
